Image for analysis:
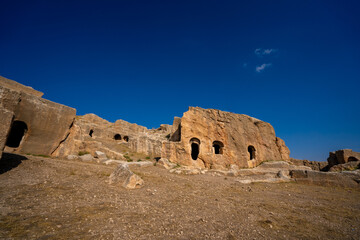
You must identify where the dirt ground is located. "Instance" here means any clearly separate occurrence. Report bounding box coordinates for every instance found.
[0,153,359,240]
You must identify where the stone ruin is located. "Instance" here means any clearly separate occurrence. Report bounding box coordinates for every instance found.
[1,76,360,188]
[0,76,290,170]
[162,107,290,170]
[0,76,75,159]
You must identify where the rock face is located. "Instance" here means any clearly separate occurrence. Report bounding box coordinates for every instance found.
[328,161,360,172]
[0,107,13,159]
[289,158,328,171]
[0,76,76,157]
[1,77,292,171]
[161,107,290,169]
[52,113,171,159]
[327,149,360,168]
[290,169,359,188]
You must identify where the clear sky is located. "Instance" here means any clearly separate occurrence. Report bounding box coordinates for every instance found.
[1,0,359,161]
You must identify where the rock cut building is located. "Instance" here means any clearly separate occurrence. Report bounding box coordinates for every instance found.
[1,76,290,169]
[162,107,290,169]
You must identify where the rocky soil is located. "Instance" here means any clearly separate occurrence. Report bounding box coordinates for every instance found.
[0,153,359,239]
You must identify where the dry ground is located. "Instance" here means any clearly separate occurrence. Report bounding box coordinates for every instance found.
[0,153,359,239]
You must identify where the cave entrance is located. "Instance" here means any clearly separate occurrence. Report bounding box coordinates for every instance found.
[123,136,129,142]
[348,157,359,162]
[89,129,94,137]
[6,121,28,148]
[190,138,200,160]
[213,141,224,154]
[248,145,256,160]
[114,134,121,140]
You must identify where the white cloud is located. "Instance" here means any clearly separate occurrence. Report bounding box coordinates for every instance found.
[256,63,272,73]
[255,48,278,56]
[263,48,277,55]
[254,48,262,55]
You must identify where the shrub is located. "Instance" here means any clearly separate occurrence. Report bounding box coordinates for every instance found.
[78,151,89,156]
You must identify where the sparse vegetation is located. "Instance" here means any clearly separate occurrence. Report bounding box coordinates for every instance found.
[26,153,50,158]
[137,159,142,162]
[124,154,133,162]
[78,151,90,156]
[145,156,150,160]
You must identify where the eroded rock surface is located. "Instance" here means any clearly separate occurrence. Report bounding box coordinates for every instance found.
[53,113,171,160]
[0,76,76,157]
[162,107,290,169]
[327,149,360,167]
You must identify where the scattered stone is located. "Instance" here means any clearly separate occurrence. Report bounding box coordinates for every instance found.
[94,151,107,161]
[67,155,78,160]
[169,167,201,175]
[109,163,144,189]
[79,154,94,162]
[157,158,177,169]
[123,174,144,189]
[328,161,360,172]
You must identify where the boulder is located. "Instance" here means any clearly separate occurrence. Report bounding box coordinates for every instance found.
[79,154,93,162]
[109,163,144,189]
[123,174,144,189]
[94,151,107,161]
[67,155,79,160]
[157,158,177,169]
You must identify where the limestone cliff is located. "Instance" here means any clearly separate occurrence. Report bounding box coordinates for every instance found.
[162,107,290,169]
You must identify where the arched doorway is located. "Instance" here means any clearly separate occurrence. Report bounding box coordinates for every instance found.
[6,121,28,148]
[248,145,256,160]
[213,141,224,154]
[190,138,200,160]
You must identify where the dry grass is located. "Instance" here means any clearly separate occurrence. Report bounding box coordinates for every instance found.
[0,154,359,239]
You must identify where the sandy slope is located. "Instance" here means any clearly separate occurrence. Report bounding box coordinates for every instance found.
[0,153,359,239]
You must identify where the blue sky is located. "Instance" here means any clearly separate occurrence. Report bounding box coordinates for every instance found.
[1,0,359,161]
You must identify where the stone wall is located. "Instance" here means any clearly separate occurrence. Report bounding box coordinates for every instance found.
[0,76,76,157]
[327,149,360,167]
[162,107,290,170]
[53,113,171,159]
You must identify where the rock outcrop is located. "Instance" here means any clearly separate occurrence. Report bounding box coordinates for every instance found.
[52,113,172,159]
[327,149,360,168]
[0,76,76,158]
[1,77,292,172]
[162,107,290,169]
[290,169,360,188]
[289,158,328,171]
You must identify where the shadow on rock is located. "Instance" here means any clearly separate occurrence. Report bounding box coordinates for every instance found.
[0,152,28,174]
